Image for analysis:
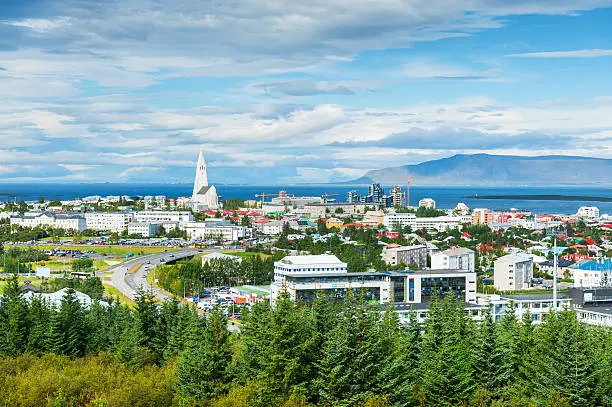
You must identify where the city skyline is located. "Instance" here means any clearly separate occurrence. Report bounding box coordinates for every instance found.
[1,1,612,183]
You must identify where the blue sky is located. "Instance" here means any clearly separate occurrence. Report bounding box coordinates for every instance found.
[0,0,611,184]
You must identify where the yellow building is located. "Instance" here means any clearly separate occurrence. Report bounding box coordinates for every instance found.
[325,218,344,229]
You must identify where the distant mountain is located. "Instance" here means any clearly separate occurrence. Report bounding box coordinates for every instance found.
[351,154,612,186]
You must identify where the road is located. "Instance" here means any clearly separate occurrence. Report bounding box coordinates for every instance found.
[104,248,242,332]
[106,248,202,302]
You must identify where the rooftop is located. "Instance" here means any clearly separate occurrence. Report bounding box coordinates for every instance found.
[495,252,532,264]
[277,254,346,266]
[442,247,474,256]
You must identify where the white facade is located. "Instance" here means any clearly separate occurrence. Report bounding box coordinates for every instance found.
[261,221,284,235]
[572,268,612,288]
[181,221,248,241]
[84,212,133,233]
[382,244,427,267]
[191,151,219,210]
[494,253,533,291]
[384,213,470,232]
[577,206,600,219]
[127,222,160,238]
[134,210,194,224]
[418,198,436,209]
[270,257,477,306]
[10,212,86,232]
[431,247,475,273]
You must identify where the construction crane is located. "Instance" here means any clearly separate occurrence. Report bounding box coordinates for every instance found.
[321,193,339,204]
[254,192,279,207]
[406,176,417,207]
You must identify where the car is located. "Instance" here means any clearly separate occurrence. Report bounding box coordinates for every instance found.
[146,261,151,264]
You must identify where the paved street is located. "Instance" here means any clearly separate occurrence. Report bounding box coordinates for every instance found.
[106,248,202,302]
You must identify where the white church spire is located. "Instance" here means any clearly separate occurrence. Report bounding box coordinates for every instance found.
[190,150,219,210]
[192,150,209,197]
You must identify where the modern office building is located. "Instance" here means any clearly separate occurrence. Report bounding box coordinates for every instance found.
[270,255,476,306]
[84,212,133,233]
[494,253,534,291]
[431,247,475,273]
[382,244,427,268]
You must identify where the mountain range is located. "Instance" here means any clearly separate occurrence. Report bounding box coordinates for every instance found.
[351,154,612,186]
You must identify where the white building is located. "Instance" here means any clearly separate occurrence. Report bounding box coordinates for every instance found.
[84,212,133,233]
[418,198,436,209]
[577,206,600,219]
[181,221,248,241]
[133,211,194,224]
[270,254,477,306]
[431,247,475,273]
[127,222,160,238]
[384,213,470,232]
[260,221,284,236]
[10,212,86,232]
[382,244,427,268]
[494,253,534,291]
[191,150,219,210]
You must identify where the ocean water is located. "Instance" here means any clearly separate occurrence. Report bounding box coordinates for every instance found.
[0,183,611,215]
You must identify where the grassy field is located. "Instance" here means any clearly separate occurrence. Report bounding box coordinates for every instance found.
[103,284,135,307]
[127,264,142,274]
[0,276,44,290]
[34,244,177,256]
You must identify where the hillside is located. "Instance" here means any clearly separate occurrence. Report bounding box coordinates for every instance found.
[352,154,612,186]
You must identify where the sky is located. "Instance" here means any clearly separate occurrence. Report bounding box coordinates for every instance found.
[1,0,612,184]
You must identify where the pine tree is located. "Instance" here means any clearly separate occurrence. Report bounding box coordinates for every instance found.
[0,276,29,356]
[48,289,88,357]
[26,296,52,353]
[379,309,421,406]
[134,290,160,358]
[473,308,504,395]
[178,307,232,404]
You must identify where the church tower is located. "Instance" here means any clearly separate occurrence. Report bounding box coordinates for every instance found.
[190,150,219,210]
[192,150,209,197]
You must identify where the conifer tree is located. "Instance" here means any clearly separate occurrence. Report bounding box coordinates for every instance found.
[178,307,232,404]
[26,296,52,353]
[0,276,29,356]
[48,289,87,357]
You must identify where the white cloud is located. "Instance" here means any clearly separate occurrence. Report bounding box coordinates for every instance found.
[58,164,99,171]
[119,166,164,178]
[507,49,612,58]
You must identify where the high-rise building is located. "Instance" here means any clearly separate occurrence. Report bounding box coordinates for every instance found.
[368,183,384,203]
[390,186,405,207]
[190,150,219,210]
[347,190,361,204]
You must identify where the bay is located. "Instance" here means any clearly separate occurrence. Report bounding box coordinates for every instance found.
[0,183,611,215]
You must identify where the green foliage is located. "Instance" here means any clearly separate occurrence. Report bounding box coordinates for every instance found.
[0,283,610,406]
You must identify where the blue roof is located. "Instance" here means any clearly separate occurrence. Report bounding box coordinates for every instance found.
[572,259,612,271]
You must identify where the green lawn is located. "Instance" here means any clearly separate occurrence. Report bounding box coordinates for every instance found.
[103,284,135,307]
[35,244,177,256]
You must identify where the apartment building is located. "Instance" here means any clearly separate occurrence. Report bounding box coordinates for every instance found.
[382,244,427,268]
[494,253,534,291]
[84,212,133,233]
[431,247,475,273]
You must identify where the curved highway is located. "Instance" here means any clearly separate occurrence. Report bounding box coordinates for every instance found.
[106,248,203,302]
